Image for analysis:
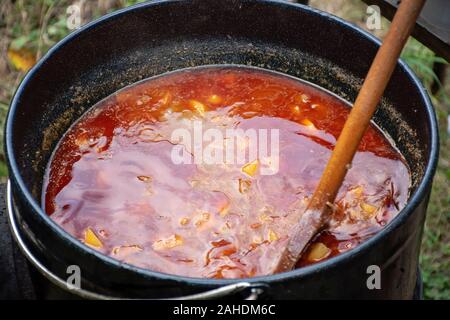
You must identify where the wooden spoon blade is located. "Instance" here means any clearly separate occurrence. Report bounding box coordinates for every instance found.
[267,0,426,275]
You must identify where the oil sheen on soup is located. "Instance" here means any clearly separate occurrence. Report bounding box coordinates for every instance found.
[43,66,410,279]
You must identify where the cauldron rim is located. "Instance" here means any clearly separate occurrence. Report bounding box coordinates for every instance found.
[5,0,439,287]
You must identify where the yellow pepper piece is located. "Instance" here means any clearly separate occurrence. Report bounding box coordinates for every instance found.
[268,229,279,242]
[241,159,259,177]
[84,228,103,248]
[352,186,364,197]
[360,202,378,216]
[308,242,331,261]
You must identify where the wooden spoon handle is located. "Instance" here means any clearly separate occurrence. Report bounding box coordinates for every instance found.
[272,0,426,273]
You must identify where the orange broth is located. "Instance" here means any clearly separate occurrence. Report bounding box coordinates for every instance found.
[43,66,410,278]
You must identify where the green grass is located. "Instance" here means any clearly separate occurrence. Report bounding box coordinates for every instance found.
[1,0,449,299]
[418,68,450,300]
[310,0,450,300]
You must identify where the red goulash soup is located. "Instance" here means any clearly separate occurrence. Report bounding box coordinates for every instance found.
[43,66,410,278]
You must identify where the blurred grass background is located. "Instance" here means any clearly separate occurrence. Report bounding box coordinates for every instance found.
[0,0,448,299]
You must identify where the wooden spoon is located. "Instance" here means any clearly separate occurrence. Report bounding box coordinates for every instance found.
[271,0,427,273]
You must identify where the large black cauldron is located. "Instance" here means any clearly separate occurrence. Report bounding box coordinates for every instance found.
[5,0,438,299]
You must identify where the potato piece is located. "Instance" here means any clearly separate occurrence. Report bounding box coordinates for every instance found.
[307,242,331,261]
[152,234,183,250]
[242,159,259,177]
[84,228,103,249]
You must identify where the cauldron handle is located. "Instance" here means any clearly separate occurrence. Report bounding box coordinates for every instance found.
[6,180,266,300]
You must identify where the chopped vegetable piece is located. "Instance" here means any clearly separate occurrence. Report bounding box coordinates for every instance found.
[208,94,222,104]
[238,178,252,193]
[301,119,316,129]
[218,203,230,217]
[180,217,190,225]
[307,242,331,261]
[259,213,273,223]
[84,228,103,248]
[360,202,378,217]
[189,99,207,116]
[195,212,210,227]
[74,137,87,148]
[137,175,152,182]
[141,95,151,103]
[349,209,360,220]
[267,229,279,242]
[253,235,264,244]
[300,94,310,103]
[136,95,151,106]
[352,186,364,197]
[160,92,172,105]
[291,105,301,114]
[242,159,259,177]
[189,179,200,187]
[153,234,183,250]
[112,244,142,257]
[98,229,108,238]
